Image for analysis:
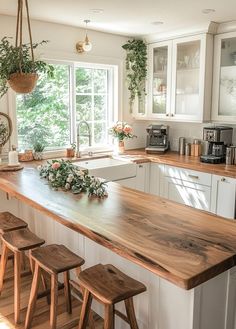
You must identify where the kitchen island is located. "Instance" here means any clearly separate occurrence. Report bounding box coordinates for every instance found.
[0,162,236,329]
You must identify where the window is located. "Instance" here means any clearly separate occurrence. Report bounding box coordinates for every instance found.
[16,62,116,151]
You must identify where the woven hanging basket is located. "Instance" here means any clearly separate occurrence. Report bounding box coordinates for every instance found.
[7,72,38,94]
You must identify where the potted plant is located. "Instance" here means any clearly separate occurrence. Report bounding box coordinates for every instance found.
[0,37,54,98]
[66,143,76,158]
[33,142,45,161]
[109,121,136,154]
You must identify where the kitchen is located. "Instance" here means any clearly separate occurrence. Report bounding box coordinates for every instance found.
[0,1,236,329]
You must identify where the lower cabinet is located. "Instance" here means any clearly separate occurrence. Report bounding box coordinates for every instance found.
[211,175,236,219]
[160,165,212,211]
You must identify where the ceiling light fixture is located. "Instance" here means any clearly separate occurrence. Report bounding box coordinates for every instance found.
[90,9,104,14]
[152,21,164,25]
[76,19,92,54]
[83,19,92,52]
[202,8,215,14]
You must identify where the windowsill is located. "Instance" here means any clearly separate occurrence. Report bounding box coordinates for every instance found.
[41,145,114,160]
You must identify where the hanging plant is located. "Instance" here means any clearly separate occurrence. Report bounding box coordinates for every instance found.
[0,0,54,98]
[122,39,147,112]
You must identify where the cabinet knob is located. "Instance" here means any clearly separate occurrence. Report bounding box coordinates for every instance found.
[221,177,226,182]
[171,113,174,117]
[166,113,169,117]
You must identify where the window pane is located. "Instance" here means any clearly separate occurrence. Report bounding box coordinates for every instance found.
[94,95,107,121]
[94,69,107,93]
[76,68,92,93]
[76,95,92,121]
[16,64,70,149]
[94,122,107,144]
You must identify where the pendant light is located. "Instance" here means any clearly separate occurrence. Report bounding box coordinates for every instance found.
[83,20,92,52]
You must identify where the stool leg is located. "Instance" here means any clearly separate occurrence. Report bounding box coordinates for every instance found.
[25,263,41,329]
[125,298,139,329]
[76,267,95,329]
[104,305,114,329]
[14,251,21,324]
[64,271,72,314]
[78,289,93,329]
[0,242,9,294]
[50,273,58,329]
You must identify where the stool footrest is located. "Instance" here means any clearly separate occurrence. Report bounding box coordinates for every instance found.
[115,309,129,324]
[37,282,64,300]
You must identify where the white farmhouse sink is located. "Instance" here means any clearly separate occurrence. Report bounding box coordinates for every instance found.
[73,158,137,182]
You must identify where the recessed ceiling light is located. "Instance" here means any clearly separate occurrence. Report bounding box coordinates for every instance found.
[152,21,164,26]
[90,8,104,14]
[202,8,215,14]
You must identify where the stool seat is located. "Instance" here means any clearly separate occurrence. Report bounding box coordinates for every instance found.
[0,212,28,234]
[79,264,146,305]
[31,244,85,274]
[2,228,45,252]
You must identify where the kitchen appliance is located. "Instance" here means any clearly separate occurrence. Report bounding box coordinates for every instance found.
[145,125,169,153]
[200,126,233,164]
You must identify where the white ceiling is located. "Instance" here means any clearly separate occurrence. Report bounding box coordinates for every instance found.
[0,0,236,37]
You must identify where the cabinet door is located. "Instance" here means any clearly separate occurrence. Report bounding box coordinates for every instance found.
[149,163,163,196]
[147,41,172,119]
[135,163,150,193]
[161,176,211,211]
[212,32,236,122]
[171,34,207,121]
[211,175,236,219]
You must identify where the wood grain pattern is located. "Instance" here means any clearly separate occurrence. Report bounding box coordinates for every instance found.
[1,163,236,289]
[124,149,236,178]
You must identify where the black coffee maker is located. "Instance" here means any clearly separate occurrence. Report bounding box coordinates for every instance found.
[200,126,233,164]
[145,125,169,153]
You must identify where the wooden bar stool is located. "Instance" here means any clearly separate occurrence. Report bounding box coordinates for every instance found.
[0,228,45,324]
[0,211,28,235]
[25,244,85,329]
[78,264,146,329]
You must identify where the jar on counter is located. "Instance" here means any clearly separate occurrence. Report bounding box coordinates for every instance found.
[185,143,191,156]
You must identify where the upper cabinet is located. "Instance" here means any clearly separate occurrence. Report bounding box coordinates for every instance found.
[133,34,213,122]
[212,32,236,122]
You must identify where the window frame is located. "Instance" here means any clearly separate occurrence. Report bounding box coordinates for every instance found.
[13,59,118,153]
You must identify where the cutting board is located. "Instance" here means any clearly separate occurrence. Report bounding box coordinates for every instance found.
[0,164,23,172]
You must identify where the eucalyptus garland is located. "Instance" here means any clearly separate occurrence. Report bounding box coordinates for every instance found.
[122,39,147,112]
[39,159,108,198]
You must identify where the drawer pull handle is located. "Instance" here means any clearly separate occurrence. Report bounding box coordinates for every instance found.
[221,178,226,182]
[139,165,143,168]
[188,174,199,179]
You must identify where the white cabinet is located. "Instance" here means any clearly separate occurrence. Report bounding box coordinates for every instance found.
[211,175,236,219]
[149,163,164,196]
[135,34,213,122]
[160,165,212,211]
[212,31,236,122]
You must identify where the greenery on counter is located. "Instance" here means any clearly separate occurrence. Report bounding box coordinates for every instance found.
[39,159,108,198]
[122,39,147,112]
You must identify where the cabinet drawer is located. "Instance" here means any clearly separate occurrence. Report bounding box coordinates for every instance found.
[164,165,212,187]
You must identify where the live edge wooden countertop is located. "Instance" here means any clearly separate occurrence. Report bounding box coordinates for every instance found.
[1,163,236,290]
[124,149,236,178]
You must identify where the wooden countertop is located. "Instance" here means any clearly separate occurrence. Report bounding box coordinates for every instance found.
[123,149,236,178]
[1,162,236,290]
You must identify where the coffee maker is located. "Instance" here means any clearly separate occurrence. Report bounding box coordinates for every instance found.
[145,125,169,153]
[200,126,233,163]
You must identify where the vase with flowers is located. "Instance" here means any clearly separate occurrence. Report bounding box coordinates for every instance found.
[109,121,136,154]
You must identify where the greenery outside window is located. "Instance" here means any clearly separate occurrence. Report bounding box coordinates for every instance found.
[16,61,116,151]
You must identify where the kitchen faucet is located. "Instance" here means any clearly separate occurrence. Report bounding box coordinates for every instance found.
[76,120,92,157]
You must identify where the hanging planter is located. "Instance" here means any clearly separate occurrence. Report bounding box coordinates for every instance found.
[122,39,147,113]
[0,0,54,98]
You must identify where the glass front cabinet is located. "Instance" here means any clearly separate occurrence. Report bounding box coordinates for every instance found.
[136,34,213,122]
[212,32,236,121]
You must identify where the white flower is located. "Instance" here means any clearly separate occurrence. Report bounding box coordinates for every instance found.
[65,183,71,190]
[49,173,54,181]
[67,174,74,183]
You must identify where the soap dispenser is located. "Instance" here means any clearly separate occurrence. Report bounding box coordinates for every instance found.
[8,145,19,166]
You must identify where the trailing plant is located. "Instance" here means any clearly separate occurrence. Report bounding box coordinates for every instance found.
[122,39,147,112]
[39,159,108,198]
[0,37,54,98]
